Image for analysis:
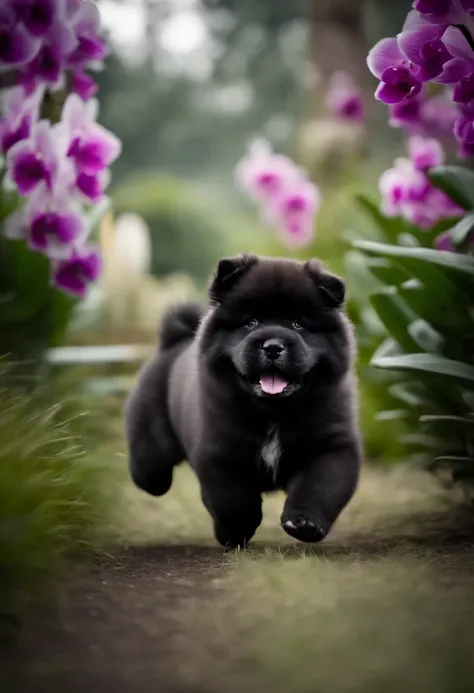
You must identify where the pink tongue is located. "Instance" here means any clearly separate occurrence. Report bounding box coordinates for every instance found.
[259,374,289,395]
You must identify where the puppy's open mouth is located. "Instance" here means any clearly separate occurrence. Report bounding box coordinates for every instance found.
[259,373,289,395]
[249,372,302,398]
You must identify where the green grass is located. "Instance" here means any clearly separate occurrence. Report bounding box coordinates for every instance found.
[0,387,116,619]
[115,457,454,547]
[113,452,474,693]
[177,550,474,693]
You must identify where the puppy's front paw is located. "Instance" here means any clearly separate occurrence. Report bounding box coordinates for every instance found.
[281,514,328,543]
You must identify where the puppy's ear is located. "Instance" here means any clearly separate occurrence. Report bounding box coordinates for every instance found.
[209,254,258,304]
[305,259,345,308]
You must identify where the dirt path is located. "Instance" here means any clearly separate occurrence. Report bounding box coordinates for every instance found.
[4,545,225,693]
[3,467,474,693]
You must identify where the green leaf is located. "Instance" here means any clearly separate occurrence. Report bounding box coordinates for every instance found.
[407,318,444,353]
[344,250,379,301]
[397,233,420,247]
[448,211,474,246]
[433,456,474,466]
[375,409,410,421]
[372,353,474,386]
[400,434,441,448]
[420,414,474,426]
[366,258,410,286]
[429,165,474,210]
[371,337,402,361]
[353,240,474,290]
[0,240,50,324]
[359,305,385,337]
[397,280,471,331]
[48,291,77,347]
[355,194,406,244]
[0,188,20,223]
[370,289,420,354]
[390,381,430,407]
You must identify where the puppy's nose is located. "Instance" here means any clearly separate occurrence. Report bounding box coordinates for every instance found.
[263,339,285,360]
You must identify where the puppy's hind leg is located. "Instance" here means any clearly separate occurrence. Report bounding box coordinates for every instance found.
[125,358,183,497]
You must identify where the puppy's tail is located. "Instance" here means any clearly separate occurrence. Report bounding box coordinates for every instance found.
[159,302,203,351]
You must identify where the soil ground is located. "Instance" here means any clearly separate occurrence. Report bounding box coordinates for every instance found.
[3,465,474,693]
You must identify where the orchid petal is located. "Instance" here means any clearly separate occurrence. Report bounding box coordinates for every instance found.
[367,38,405,79]
[398,24,444,64]
[442,25,474,60]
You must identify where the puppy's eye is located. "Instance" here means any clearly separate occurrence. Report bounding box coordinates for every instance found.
[293,320,303,330]
[247,318,259,329]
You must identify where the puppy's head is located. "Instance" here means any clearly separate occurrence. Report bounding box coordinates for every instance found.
[201,254,354,399]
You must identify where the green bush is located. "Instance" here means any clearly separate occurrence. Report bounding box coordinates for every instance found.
[349,166,474,485]
[112,174,233,285]
[0,384,114,622]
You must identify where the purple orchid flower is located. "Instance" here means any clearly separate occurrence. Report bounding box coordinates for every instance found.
[71,68,98,101]
[0,85,43,153]
[6,119,72,195]
[0,3,41,67]
[53,246,101,298]
[413,0,469,22]
[436,27,474,105]
[26,183,86,258]
[236,139,301,203]
[236,139,321,249]
[325,71,365,122]
[75,169,110,203]
[21,18,78,88]
[4,182,86,258]
[421,91,460,132]
[61,94,121,176]
[408,135,445,169]
[379,158,420,216]
[16,0,57,38]
[389,93,424,130]
[413,0,454,19]
[379,139,461,229]
[266,178,321,248]
[68,0,108,66]
[389,89,459,137]
[398,19,451,82]
[452,98,474,148]
[367,37,423,103]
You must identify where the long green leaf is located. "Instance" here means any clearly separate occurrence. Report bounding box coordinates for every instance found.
[434,456,474,465]
[420,415,474,426]
[448,211,474,246]
[397,281,472,331]
[375,409,411,421]
[355,194,405,244]
[428,166,474,210]
[370,290,420,354]
[390,381,430,407]
[366,258,410,286]
[353,240,474,282]
[371,337,402,361]
[372,353,474,386]
[407,319,444,354]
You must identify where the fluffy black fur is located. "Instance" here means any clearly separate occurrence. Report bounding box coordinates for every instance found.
[125,255,361,549]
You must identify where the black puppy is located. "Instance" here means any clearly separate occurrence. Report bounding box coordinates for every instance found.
[125,255,361,548]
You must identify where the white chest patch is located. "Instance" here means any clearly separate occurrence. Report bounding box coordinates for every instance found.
[260,425,281,477]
